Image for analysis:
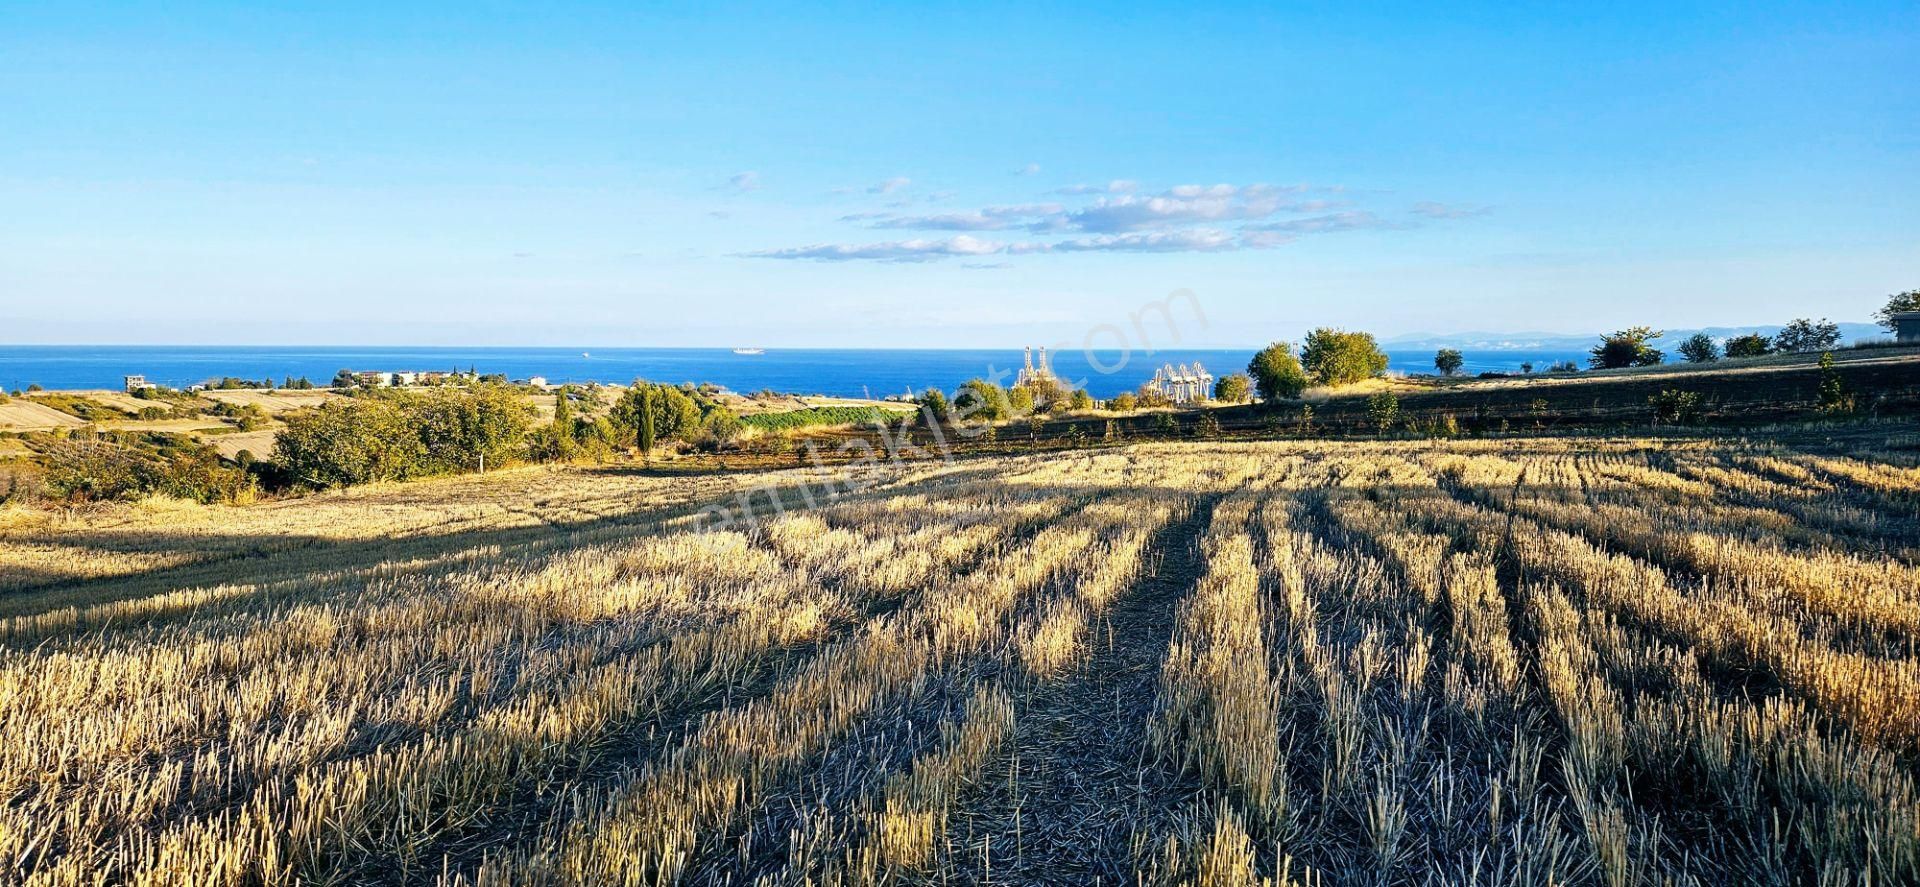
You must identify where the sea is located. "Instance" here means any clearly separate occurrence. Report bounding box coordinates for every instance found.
[0,345,1590,400]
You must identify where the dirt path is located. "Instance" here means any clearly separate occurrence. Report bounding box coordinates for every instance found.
[942,493,1220,884]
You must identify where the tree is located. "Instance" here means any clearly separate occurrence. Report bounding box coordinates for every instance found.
[1016,376,1067,414]
[1724,333,1772,358]
[331,369,358,389]
[953,379,1011,422]
[1434,348,1464,376]
[1678,333,1720,364]
[1875,289,1920,333]
[1068,389,1094,411]
[43,437,155,501]
[1247,342,1309,401]
[1301,328,1389,385]
[275,398,426,488]
[1106,392,1137,412]
[1547,360,1580,373]
[636,388,656,454]
[1520,362,1534,375]
[1366,391,1400,432]
[1134,386,1174,409]
[1212,373,1251,403]
[411,385,534,473]
[1007,385,1036,416]
[1589,327,1665,369]
[1649,390,1702,425]
[612,382,700,446]
[530,392,579,462]
[916,388,951,425]
[1817,352,1853,414]
[1773,318,1841,354]
[700,409,745,448]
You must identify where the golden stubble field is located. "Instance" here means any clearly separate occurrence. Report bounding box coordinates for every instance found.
[1,431,1917,885]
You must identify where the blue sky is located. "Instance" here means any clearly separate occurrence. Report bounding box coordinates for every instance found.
[1,2,1914,346]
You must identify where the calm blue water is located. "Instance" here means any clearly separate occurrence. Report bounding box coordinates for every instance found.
[0,345,1587,399]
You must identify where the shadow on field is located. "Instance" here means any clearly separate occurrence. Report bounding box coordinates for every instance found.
[0,458,1142,634]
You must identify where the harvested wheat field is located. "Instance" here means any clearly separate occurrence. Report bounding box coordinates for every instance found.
[4,432,1919,885]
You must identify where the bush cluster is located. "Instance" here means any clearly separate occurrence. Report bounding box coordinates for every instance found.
[274,386,532,488]
[40,434,256,504]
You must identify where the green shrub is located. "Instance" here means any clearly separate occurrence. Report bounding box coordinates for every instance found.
[1212,373,1251,403]
[1724,333,1771,358]
[953,379,1012,422]
[1007,385,1035,416]
[1649,389,1703,425]
[275,398,425,487]
[1301,329,1389,385]
[1247,342,1309,400]
[1678,333,1719,363]
[1590,327,1665,369]
[1818,353,1854,414]
[274,386,530,488]
[1773,318,1841,354]
[42,435,254,503]
[43,438,153,501]
[1134,387,1174,409]
[1366,391,1400,431]
[916,388,951,423]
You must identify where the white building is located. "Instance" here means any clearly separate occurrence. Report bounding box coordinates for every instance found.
[1016,346,1056,388]
[1145,362,1214,404]
[124,375,156,392]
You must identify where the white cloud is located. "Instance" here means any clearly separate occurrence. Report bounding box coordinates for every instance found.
[1041,228,1241,253]
[1013,163,1041,176]
[858,203,1064,231]
[743,176,1477,262]
[741,234,1004,262]
[1246,210,1398,234]
[1239,231,1299,249]
[1065,184,1302,233]
[727,171,761,192]
[1410,201,1491,219]
[1054,179,1138,195]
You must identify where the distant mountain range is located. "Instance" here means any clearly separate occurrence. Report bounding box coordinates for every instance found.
[1382,322,1884,351]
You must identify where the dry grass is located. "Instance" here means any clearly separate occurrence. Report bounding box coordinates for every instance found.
[2,430,1917,884]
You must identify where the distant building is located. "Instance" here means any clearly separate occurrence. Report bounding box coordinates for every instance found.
[1145,362,1214,404]
[527,376,548,388]
[124,375,156,392]
[352,371,393,388]
[1893,311,1920,344]
[1016,346,1057,388]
